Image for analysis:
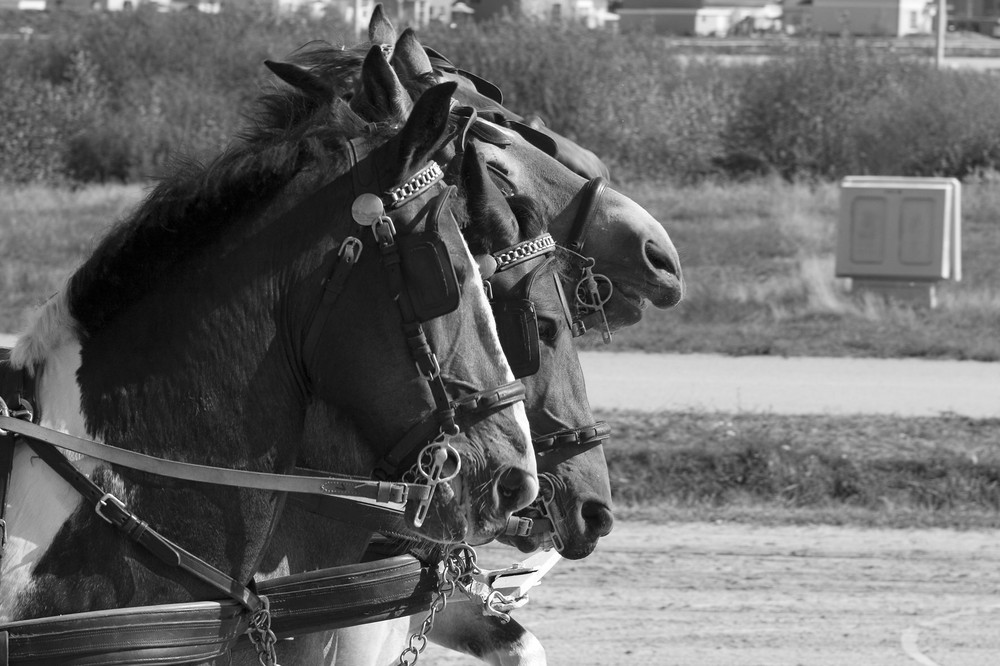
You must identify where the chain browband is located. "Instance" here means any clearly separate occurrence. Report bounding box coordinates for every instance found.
[386,162,444,208]
[491,233,556,272]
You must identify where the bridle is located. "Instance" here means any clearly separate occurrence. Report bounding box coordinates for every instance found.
[298,148,529,528]
[556,176,615,344]
[482,230,611,551]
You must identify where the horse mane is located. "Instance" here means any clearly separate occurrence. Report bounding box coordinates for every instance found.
[66,96,384,338]
[460,186,546,256]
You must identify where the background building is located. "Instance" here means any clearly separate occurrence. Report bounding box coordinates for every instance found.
[614,0,780,36]
[808,0,932,36]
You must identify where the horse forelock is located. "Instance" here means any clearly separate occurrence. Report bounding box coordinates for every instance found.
[66,99,391,339]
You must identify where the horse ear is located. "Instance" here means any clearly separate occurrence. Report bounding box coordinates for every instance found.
[368,3,397,54]
[351,45,413,121]
[462,142,514,230]
[264,60,333,100]
[392,28,434,81]
[396,81,457,169]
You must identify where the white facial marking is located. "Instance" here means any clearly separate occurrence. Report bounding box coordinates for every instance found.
[461,243,534,474]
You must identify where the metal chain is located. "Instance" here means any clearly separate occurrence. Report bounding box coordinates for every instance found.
[396,545,478,666]
[246,596,280,666]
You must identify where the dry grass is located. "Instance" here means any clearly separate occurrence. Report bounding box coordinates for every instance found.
[2,178,999,362]
[604,409,1000,529]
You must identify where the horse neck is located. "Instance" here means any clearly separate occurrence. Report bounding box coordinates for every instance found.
[0,223,315,621]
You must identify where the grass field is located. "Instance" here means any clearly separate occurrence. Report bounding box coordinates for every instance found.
[4,179,999,361]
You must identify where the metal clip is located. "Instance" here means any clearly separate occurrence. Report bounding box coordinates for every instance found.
[373,216,396,246]
[576,267,613,344]
[503,515,533,537]
[338,236,363,264]
[536,479,566,553]
[411,443,461,528]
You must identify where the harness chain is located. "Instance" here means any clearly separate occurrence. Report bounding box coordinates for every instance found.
[397,544,477,666]
[247,596,280,666]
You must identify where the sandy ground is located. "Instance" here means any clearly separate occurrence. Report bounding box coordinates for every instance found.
[420,520,1000,666]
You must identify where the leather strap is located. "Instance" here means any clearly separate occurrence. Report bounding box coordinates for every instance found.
[0,417,428,505]
[0,600,248,665]
[565,177,608,255]
[24,438,263,612]
[303,237,363,373]
[533,421,611,456]
[248,555,435,638]
[375,379,526,477]
[287,492,414,541]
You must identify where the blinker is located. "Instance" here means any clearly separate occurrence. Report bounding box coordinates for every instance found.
[398,231,461,322]
[351,193,385,226]
[492,300,540,379]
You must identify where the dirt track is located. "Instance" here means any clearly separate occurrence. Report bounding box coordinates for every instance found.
[422,521,1000,666]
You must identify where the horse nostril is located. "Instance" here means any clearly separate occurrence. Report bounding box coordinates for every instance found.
[644,239,679,279]
[495,467,539,513]
[581,500,614,538]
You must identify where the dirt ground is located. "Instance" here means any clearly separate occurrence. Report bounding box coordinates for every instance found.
[420,520,1000,666]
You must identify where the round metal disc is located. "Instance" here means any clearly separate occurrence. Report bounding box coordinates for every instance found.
[352,193,385,226]
[476,254,498,279]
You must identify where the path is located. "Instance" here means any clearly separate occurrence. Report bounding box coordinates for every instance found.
[422,521,1000,666]
[4,333,995,418]
[579,352,999,418]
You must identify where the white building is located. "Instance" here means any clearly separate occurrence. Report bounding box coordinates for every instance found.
[808,0,933,36]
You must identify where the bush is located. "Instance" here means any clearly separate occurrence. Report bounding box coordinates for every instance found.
[4,15,1000,185]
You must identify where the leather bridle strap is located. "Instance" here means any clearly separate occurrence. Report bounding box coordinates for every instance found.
[374,379,527,478]
[565,177,607,255]
[302,237,363,371]
[533,421,611,456]
[22,437,263,612]
[0,417,428,505]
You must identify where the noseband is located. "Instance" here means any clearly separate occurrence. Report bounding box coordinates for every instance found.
[558,176,614,344]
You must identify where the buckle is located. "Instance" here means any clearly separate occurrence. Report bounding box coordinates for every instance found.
[338,236,363,263]
[95,492,126,525]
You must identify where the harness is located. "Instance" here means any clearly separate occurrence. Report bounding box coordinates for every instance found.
[481,233,612,552]
[0,158,529,665]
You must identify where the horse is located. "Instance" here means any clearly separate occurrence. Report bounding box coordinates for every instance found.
[238,24,680,665]
[222,45,611,666]
[0,82,539,665]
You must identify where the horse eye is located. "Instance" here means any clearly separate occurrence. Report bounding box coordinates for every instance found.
[537,317,559,343]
